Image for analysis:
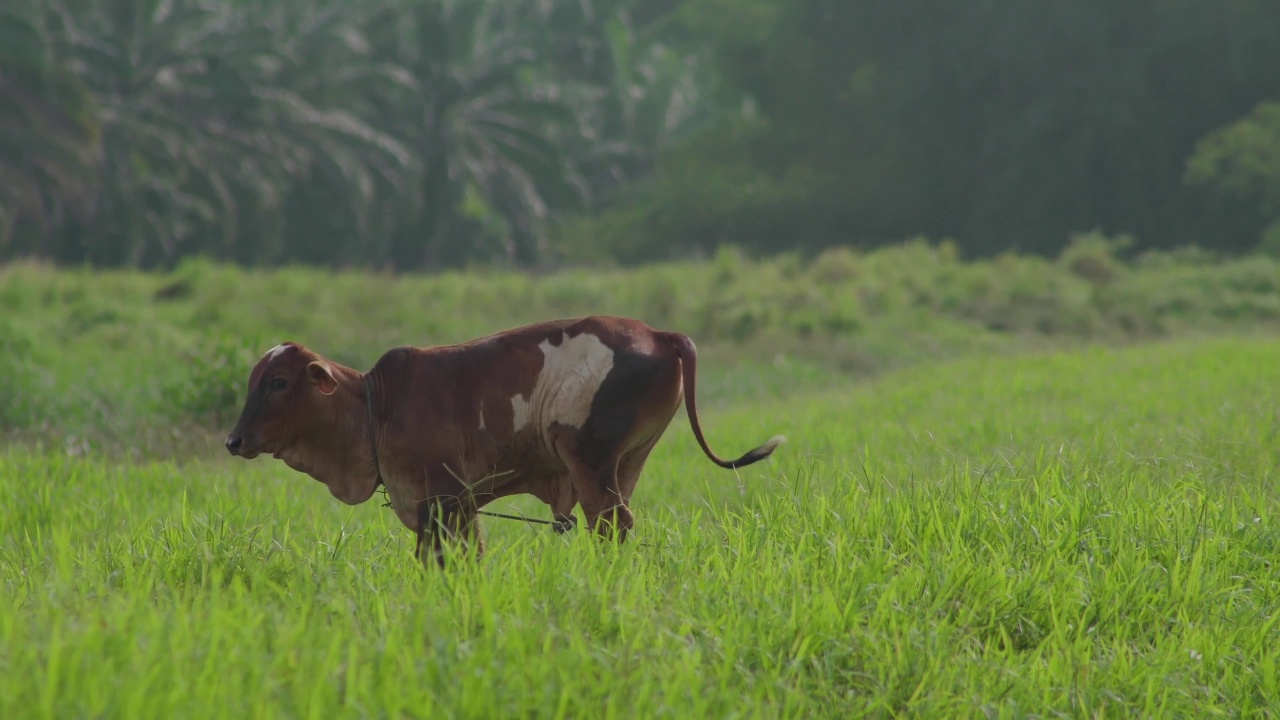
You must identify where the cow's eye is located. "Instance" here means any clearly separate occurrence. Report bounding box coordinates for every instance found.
[269,378,288,392]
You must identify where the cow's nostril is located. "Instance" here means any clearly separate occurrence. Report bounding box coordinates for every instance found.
[225,435,243,454]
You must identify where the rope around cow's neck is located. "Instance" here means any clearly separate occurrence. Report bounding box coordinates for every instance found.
[362,374,385,489]
[362,373,567,529]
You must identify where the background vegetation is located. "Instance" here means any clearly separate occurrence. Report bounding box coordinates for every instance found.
[4,237,1280,455]
[5,0,1280,271]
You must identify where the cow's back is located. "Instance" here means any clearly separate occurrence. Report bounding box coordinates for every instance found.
[372,315,674,453]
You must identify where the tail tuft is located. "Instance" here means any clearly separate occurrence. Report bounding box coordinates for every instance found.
[725,434,786,469]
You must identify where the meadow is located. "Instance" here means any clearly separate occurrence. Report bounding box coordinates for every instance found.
[4,242,1280,717]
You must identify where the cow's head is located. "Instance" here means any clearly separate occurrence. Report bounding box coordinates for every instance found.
[224,342,340,460]
[224,342,378,505]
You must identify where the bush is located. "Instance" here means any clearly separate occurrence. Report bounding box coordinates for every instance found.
[0,318,45,429]
[1058,231,1132,285]
[161,337,258,426]
[8,241,1280,454]
[1257,221,1280,259]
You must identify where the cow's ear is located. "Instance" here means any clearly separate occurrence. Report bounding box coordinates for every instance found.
[306,361,338,396]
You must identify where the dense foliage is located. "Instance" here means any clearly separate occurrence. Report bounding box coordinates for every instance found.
[2,0,1280,269]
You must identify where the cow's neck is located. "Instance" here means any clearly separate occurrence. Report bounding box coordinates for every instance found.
[361,372,384,486]
[285,367,380,505]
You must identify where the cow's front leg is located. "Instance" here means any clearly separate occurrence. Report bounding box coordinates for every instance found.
[414,496,484,568]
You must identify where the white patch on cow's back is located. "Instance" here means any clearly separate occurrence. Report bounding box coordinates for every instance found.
[524,332,615,432]
[263,343,290,361]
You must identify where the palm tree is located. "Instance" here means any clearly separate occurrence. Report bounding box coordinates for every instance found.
[552,0,723,206]
[5,0,714,270]
[357,0,590,269]
[226,0,421,267]
[40,0,413,267]
[0,8,100,257]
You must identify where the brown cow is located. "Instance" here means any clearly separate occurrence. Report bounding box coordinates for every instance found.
[223,316,783,566]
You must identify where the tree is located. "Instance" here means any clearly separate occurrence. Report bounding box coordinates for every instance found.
[2,0,722,270]
[40,0,412,266]
[0,8,100,256]
[354,0,591,269]
[1186,101,1280,252]
[597,0,1280,260]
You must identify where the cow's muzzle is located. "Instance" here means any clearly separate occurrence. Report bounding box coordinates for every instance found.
[224,434,244,455]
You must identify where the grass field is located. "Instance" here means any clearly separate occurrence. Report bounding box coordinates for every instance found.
[5,332,1280,717]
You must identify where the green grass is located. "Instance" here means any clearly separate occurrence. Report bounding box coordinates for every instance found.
[5,335,1280,717]
[5,244,1280,715]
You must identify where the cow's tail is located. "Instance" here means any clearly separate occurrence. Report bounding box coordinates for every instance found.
[666,332,785,470]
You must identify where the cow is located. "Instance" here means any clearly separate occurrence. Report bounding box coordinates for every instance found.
[223,315,784,566]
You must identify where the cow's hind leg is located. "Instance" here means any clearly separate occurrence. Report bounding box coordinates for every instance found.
[551,424,631,542]
[550,475,578,534]
[617,432,664,506]
[524,473,578,533]
[574,458,632,541]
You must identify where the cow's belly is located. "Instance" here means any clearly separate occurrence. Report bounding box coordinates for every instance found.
[487,429,564,482]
